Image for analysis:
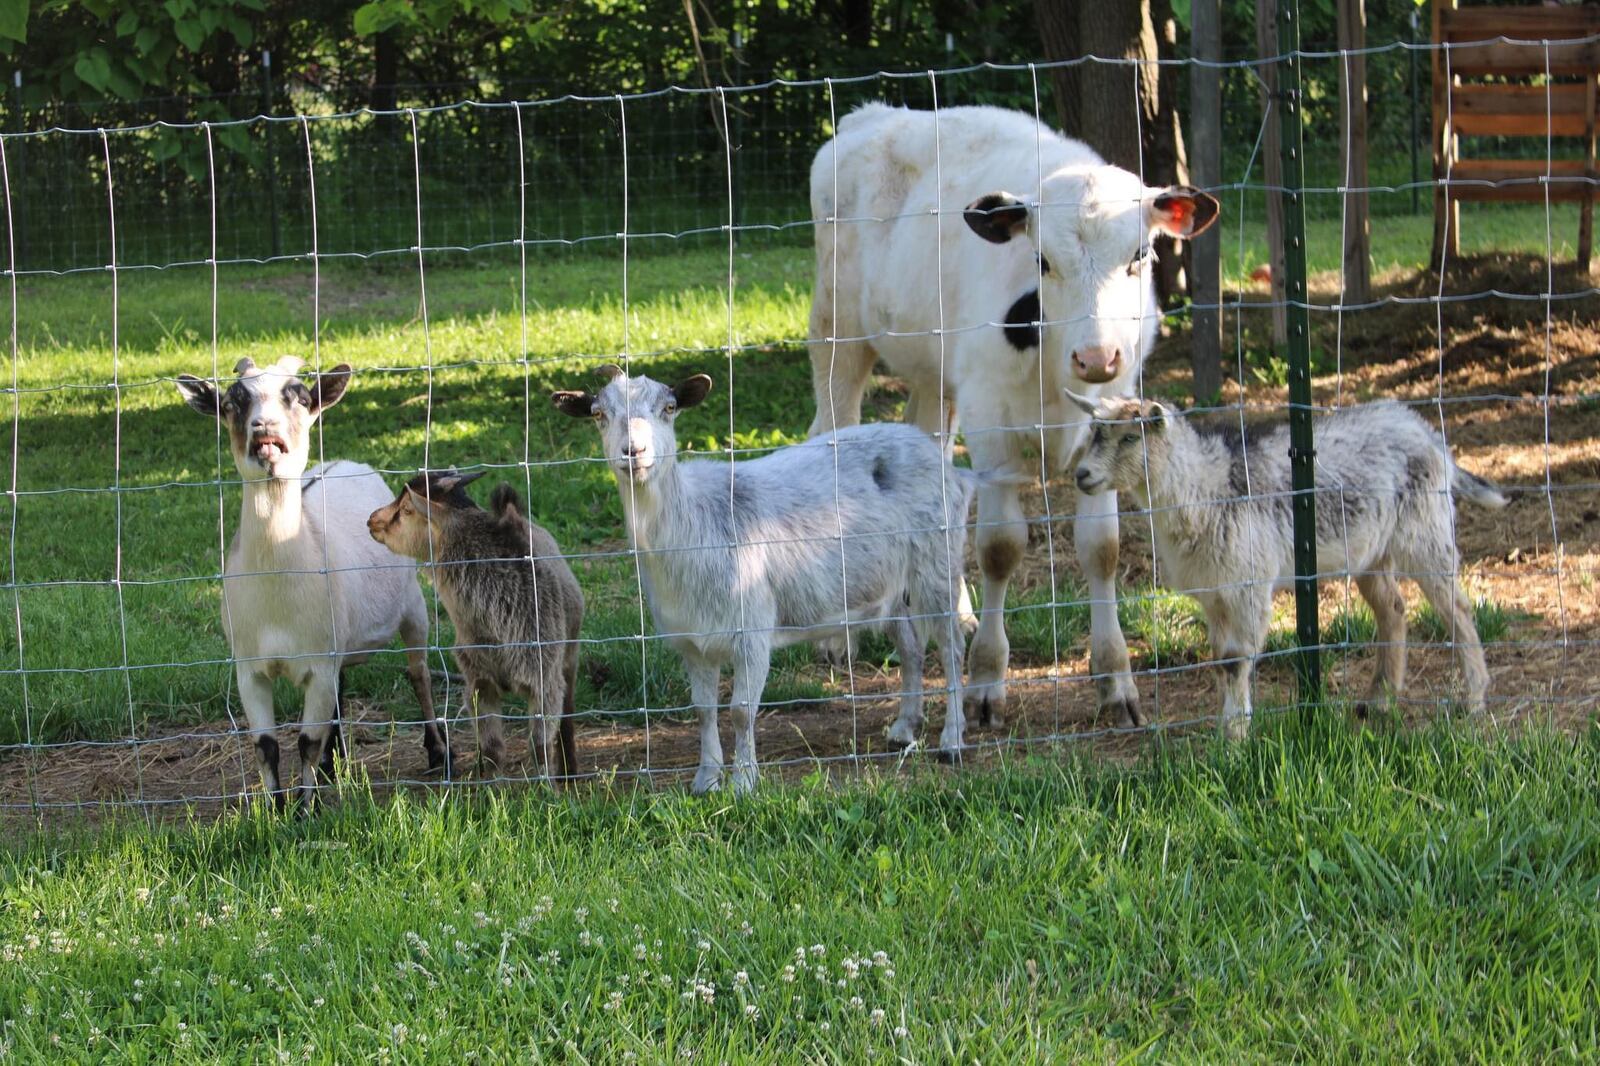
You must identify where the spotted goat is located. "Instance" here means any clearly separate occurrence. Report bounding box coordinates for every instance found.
[1070,392,1506,737]
[175,356,446,808]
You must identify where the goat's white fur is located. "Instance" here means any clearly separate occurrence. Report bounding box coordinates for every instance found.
[176,356,442,806]
[555,368,976,794]
[805,102,1219,731]
[1071,393,1506,736]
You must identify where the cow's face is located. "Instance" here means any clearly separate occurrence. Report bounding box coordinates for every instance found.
[174,356,351,482]
[965,169,1218,388]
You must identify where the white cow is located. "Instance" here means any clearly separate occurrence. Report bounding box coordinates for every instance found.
[806,103,1219,728]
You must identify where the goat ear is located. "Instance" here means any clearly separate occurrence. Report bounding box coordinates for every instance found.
[310,364,353,412]
[671,374,712,411]
[175,374,221,418]
[552,390,595,418]
[1145,400,1171,428]
[964,192,1030,244]
[1061,388,1097,417]
[1149,186,1220,238]
[434,469,487,494]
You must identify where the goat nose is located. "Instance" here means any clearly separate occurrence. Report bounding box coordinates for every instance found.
[623,442,646,458]
[1070,346,1122,384]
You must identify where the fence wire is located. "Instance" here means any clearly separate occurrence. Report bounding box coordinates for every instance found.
[0,39,1594,817]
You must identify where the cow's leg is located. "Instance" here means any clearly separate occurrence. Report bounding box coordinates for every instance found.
[1076,487,1142,727]
[965,432,1027,729]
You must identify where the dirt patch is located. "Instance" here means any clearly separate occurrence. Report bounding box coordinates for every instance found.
[4,254,1596,826]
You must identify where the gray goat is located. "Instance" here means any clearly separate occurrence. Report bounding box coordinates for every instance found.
[369,470,582,780]
[1070,393,1506,737]
[553,365,976,794]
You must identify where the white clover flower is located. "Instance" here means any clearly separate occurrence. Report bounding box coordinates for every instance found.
[733,971,749,987]
[696,939,711,953]
[809,944,826,957]
[893,1026,908,1039]
[744,1004,759,1019]
[869,1009,885,1026]
[780,965,796,983]
[849,996,864,1010]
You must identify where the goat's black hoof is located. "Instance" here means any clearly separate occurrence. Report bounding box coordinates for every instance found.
[935,746,964,766]
[978,698,1003,729]
[1107,697,1143,729]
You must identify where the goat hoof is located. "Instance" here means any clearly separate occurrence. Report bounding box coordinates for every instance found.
[978,697,1004,730]
[1107,696,1143,729]
[690,769,722,796]
[935,745,964,766]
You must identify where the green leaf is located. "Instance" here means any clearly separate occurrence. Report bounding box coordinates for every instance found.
[174,16,204,51]
[0,0,28,43]
[135,25,160,54]
[73,51,111,91]
[114,9,139,37]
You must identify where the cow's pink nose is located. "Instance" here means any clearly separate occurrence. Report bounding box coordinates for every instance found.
[1071,346,1122,384]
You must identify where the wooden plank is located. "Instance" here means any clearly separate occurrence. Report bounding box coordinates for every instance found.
[1448,158,1595,202]
[1444,39,1600,78]
[1582,76,1595,273]
[1441,7,1600,42]
[1452,83,1591,136]
[1337,0,1370,304]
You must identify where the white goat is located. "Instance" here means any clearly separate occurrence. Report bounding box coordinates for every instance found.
[1070,392,1506,737]
[176,356,446,808]
[553,365,976,794]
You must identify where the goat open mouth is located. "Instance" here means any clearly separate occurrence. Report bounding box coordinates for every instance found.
[252,435,289,464]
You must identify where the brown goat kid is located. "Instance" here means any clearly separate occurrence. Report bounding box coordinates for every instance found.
[369,470,583,781]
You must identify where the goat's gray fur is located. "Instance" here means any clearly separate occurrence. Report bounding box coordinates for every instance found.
[554,368,977,794]
[1072,393,1506,736]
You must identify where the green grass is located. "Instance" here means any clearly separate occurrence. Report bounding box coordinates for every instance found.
[3,718,1598,1061]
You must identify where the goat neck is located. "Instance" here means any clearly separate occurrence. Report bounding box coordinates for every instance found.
[240,470,310,560]
[1141,418,1229,544]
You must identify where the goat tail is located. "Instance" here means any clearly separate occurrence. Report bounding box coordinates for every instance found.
[1452,465,1509,510]
[489,483,527,520]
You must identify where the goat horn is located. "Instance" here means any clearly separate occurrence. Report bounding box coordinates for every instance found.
[233,357,257,375]
[1061,387,1098,416]
[595,363,625,382]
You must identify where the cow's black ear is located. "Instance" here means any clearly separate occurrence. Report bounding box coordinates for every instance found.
[964,192,1030,244]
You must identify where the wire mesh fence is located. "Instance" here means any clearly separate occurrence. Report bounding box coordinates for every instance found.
[0,32,1595,820]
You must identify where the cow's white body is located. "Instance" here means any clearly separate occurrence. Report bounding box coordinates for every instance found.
[807,103,1195,727]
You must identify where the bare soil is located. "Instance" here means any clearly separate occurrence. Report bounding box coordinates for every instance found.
[5,254,1596,825]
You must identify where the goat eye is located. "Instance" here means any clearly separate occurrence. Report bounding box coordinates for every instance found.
[1122,432,1139,445]
[663,403,676,417]
[1037,253,1052,276]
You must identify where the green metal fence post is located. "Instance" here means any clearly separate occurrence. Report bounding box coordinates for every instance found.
[1276,0,1323,707]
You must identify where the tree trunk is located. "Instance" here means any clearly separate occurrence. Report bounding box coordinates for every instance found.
[1257,0,1289,349]
[370,30,400,113]
[1035,0,1187,302]
[840,0,873,50]
[1189,0,1223,403]
[1336,0,1371,305]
